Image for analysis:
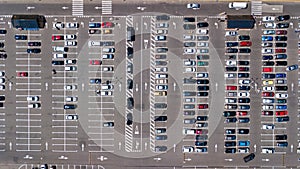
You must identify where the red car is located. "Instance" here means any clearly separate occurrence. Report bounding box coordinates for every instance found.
[195,129,208,134]
[262,92,274,97]
[276,111,288,116]
[238,111,248,116]
[276,30,287,35]
[239,41,252,47]
[275,49,286,53]
[52,35,64,41]
[239,67,249,71]
[198,104,208,109]
[226,85,237,90]
[89,60,102,65]
[18,72,28,77]
[101,22,114,28]
[262,111,273,116]
[263,67,273,72]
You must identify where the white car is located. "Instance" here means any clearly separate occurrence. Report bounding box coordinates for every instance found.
[239,79,251,84]
[53,53,67,58]
[101,67,114,72]
[262,105,274,110]
[155,67,168,72]
[157,29,168,34]
[101,85,114,90]
[28,103,41,108]
[185,67,196,72]
[65,59,76,65]
[65,114,78,120]
[238,148,249,153]
[0,71,5,77]
[0,85,5,90]
[262,148,274,154]
[225,31,237,36]
[53,46,67,52]
[64,85,77,90]
[262,48,273,54]
[262,16,275,22]
[262,124,274,130]
[187,3,200,10]
[239,92,249,97]
[225,73,235,78]
[184,60,196,66]
[155,74,168,79]
[263,99,274,104]
[196,73,208,78]
[184,48,196,54]
[155,85,168,90]
[185,98,195,103]
[65,66,77,71]
[27,96,39,101]
[66,22,79,28]
[155,35,167,41]
[64,34,77,40]
[196,29,208,35]
[226,60,236,66]
[66,96,78,102]
[275,93,288,98]
[65,41,77,46]
[53,22,64,29]
[183,35,195,40]
[155,79,168,84]
[263,86,274,91]
[182,146,194,152]
[0,78,5,83]
[98,91,113,96]
[264,23,276,28]
[225,98,236,103]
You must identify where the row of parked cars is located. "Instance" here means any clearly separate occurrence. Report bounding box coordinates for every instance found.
[224,31,252,154]
[182,18,210,153]
[260,16,291,151]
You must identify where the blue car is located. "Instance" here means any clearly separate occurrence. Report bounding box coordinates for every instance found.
[262,36,273,41]
[277,142,288,147]
[276,116,289,122]
[276,105,287,110]
[276,73,286,78]
[15,35,27,40]
[238,140,250,146]
[263,55,273,60]
[89,22,101,28]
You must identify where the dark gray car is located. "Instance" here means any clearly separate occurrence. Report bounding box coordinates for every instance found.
[154,103,167,109]
[127,97,134,109]
[183,24,196,30]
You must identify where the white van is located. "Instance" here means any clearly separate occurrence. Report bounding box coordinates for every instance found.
[228,2,248,9]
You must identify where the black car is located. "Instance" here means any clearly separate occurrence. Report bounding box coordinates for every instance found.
[183,24,196,30]
[27,48,41,53]
[225,141,236,147]
[0,43,4,48]
[276,61,287,66]
[239,35,250,41]
[225,129,235,134]
[197,92,208,96]
[243,153,255,163]
[238,61,249,65]
[183,17,195,22]
[226,67,237,71]
[156,15,170,21]
[127,97,134,109]
[275,43,287,47]
[263,73,276,79]
[197,79,209,84]
[197,116,208,121]
[28,42,41,46]
[0,30,7,34]
[226,42,238,47]
[275,134,287,140]
[127,47,133,59]
[275,86,288,91]
[239,48,251,53]
[226,118,237,123]
[263,55,273,60]
[195,141,207,146]
[275,54,287,59]
[223,111,236,117]
[52,61,64,65]
[64,104,76,109]
[0,53,7,59]
[238,98,250,103]
[275,36,287,41]
[197,22,209,28]
[225,148,236,154]
[127,79,133,89]
[226,48,238,53]
[0,96,5,101]
[277,23,289,28]
[263,61,274,66]
[15,35,27,40]
[184,42,196,47]
[238,73,249,78]
[155,146,167,152]
[126,113,133,125]
[197,55,209,60]
[154,103,167,109]
[154,116,167,121]
[197,86,209,91]
[277,15,290,21]
[238,129,249,134]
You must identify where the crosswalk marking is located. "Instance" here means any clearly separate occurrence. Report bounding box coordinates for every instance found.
[72,0,83,16]
[251,0,262,16]
[102,0,112,15]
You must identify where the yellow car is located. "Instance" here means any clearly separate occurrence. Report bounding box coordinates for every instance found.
[263,80,273,85]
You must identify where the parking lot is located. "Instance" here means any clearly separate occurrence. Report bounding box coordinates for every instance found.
[1,11,300,167]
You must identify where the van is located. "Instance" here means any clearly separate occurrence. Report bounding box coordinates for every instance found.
[127,27,135,41]
[228,2,248,9]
